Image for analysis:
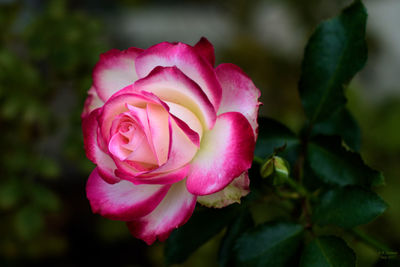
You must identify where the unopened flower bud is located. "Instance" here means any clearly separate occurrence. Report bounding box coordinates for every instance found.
[260,156,290,185]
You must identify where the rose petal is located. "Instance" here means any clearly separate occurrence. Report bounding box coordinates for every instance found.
[216,63,261,138]
[197,172,250,208]
[120,66,216,129]
[186,112,255,195]
[116,112,198,181]
[165,101,203,135]
[93,47,143,102]
[165,101,202,144]
[82,86,104,118]
[86,168,170,221]
[82,108,120,184]
[115,164,190,185]
[193,37,215,66]
[153,116,199,173]
[135,42,222,111]
[109,130,157,166]
[126,179,196,245]
[170,114,200,148]
[109,102,170,176]
[99,93,159,144]
[146,103,170,165]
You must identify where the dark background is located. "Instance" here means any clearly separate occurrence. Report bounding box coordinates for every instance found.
[1,0,399,266]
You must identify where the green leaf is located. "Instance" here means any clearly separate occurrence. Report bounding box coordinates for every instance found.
[311,107,361,152]
[219,209,254,267]
[307,136,384,187]
[299,1,367,123]
[255,117,300,163]
[165,204,240,265]
[300,236,356,267]
[313,186,387,228]
[234,221,303,266]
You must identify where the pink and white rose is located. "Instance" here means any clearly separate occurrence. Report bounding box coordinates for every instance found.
[82,38,261,244]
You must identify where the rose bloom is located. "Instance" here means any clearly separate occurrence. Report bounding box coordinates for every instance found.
[82,38,260,244]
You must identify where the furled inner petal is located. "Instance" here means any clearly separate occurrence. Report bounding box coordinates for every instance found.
[129,66,216,130]
[166,101,203,143]
[100,93,154,144]
[108,118,157,166]
[146,103,170,166]
[149,116,199,174]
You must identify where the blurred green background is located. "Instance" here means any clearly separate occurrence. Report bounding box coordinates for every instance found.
[0,0,399,266]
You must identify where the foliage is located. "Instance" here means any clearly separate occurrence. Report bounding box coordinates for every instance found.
[165,1,393,266]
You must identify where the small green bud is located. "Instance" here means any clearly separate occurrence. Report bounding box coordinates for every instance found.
[273,156,290,179]
[260,157,274,178]
[260,156,290,183]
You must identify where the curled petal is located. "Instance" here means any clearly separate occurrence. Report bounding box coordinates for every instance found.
[127,179,197,245]
[187,112,255,195]
[115,165,190,185]
[108,131,157,165]
[166,101,203,141]
[99,93,161,144]
[93,47,143,102]
[135,42,222,111]
[197,172,250,208]
[170,114,200,148]
[122,66,216,129]
[82,108,120,183]
[113,113,197,183]
[216,63,261,138]
[193,37,215,66]
[146,103,170,165]
[153,116,199,173]
[86,168,170,221]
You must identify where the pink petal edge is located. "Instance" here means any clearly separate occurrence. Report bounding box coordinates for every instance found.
[186,112,255,195]
[86,168,170,221]
[193,37,215,67]
[93,47,143,102]
[82,108,120,184]
[126,179,197,245]
[135,41,222,112]
[216,63,261,139]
